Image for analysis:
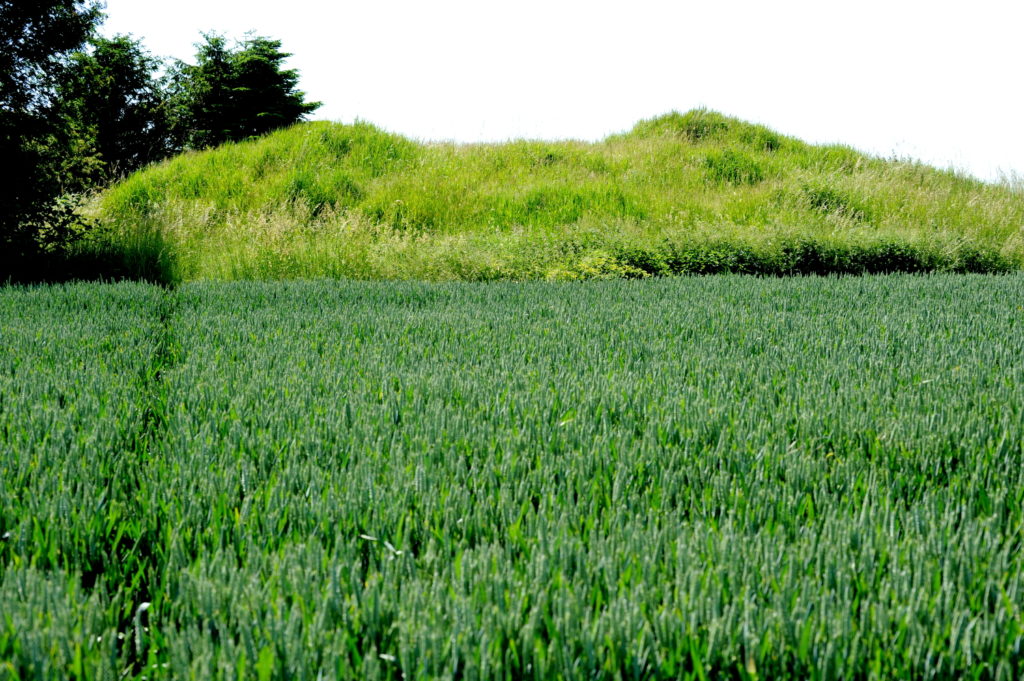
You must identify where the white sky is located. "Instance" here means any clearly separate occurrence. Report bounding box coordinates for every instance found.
[101,0,1023,182]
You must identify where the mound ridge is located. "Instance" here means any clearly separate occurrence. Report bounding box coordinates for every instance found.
[85,109,1024,282]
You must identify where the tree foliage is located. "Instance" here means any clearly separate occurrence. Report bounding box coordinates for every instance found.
[0,0,101,268]
[170,33,321,149]
[60,34,173,182]
[1,8,321,280]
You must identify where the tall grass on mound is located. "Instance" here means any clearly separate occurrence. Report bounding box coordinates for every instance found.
[80,110,1024,281]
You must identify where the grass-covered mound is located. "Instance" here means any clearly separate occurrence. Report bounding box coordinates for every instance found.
[83,109,1024,282]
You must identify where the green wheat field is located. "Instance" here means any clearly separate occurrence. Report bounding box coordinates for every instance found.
[3,275,1023,680]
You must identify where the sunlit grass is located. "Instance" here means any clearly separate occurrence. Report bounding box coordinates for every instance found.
[79,109,1024,282]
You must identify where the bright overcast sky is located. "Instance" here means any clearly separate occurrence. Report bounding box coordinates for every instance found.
[101,0,1023,182]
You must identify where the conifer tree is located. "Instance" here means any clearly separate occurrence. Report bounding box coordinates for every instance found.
[170,33,320,149]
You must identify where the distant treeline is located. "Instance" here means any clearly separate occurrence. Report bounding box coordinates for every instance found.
[1,0,320,279]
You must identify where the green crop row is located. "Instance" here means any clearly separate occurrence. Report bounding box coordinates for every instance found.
[2,275,1024,679]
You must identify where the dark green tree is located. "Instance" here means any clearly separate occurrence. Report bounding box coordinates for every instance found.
[170,33,320,149]
[0,0,102,273]
[231,36,319,139]
[167,32,233,149]
[60,34,174,181]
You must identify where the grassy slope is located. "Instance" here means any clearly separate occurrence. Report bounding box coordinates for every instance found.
[84,109,1024,282]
